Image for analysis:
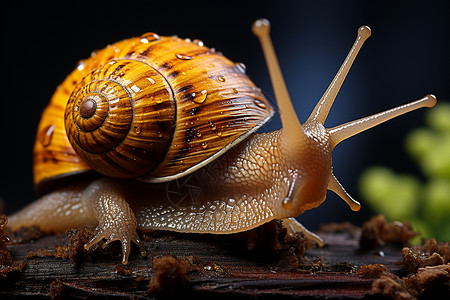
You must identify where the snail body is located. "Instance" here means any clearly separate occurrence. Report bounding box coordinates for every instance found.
[8,20,436,264]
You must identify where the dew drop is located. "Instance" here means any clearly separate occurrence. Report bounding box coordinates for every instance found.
[192,90,207,104]
[77,61,85,71]
[282,197,293,210]
[254,99,267,109]
[217,75,226,82]
[140,32,160,43]
[209,121,217,131]
[196,132,202,138]
[216,131,222,137]
[232,88,238,94]
[134,126,142,134]
[201,142,208,149]
[235,62,247,74]
[193,39,204,47]
[39,124,55,148]
[175,53,193,60]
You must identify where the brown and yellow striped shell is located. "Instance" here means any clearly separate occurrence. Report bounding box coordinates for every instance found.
[33,32,273,192]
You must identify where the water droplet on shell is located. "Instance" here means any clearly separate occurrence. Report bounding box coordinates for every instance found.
[217,75,226,82]
[40,124,55,147]
[209,121,216,130]
[140,32,160,43]
[193,39,204,46]
[201,142,208,149]
[175,53,193,60]
[235,62,246,74]
[192,90,207,104]
[77,61,85,71]
[254,99,267,109]
[134,126,142,134]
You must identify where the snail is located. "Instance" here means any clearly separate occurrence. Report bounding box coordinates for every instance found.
[7,19,436,264]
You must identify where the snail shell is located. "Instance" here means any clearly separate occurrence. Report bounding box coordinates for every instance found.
[33,33,273,192]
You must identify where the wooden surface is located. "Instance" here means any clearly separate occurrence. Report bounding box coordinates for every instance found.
[1,219,414,299]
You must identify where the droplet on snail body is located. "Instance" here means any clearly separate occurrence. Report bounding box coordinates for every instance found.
[282,197,293,210]
[175,53,193,60]
[140,32,160,43]
[254,99,267,109]
[39,124,55,148]
[192,90,208,104]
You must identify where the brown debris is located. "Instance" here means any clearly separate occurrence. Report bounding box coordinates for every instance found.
[0,215,12,267]
[25,228,106,264]
[235,220,308,266]
[371,265,450,300]
[148,255,191,295]
[359,215,417,250]
[402,238,448,274]
[357,263,391,278]
[439,241,450,262]
[9,225,46,244]
[0,215,27,280]
[64,228,101,263]
[49,279,64,299]
[360,238,450,299]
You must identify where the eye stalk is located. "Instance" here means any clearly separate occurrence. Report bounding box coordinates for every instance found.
[253,19,437,214]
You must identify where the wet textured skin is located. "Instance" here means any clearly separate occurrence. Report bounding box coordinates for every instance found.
[8,127,331,264]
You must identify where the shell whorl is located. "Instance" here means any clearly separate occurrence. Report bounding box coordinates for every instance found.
[65,59,176,178]
[34,33,273,187]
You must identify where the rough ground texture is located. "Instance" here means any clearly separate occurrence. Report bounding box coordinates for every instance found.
[0,215,449,299]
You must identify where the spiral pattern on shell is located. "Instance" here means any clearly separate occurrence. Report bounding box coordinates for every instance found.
[65,59,176,178]
[30,33,273,186]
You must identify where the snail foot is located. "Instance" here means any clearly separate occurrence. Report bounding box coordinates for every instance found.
[84,224,146,265]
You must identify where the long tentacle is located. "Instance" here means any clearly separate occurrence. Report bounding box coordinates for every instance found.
[307,26,371,124]
[329,94,437,147]
[252,19,306,144]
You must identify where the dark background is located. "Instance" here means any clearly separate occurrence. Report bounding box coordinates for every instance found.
[1,1,449,229]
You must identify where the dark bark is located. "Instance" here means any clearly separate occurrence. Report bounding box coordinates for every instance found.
[0,219,445,299]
